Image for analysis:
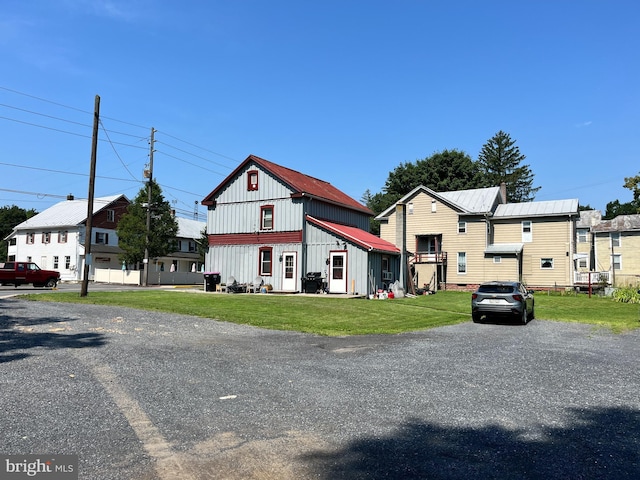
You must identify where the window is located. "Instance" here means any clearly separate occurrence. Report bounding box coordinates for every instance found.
[408,203,414,215]
[95,232,109,245]
[612,254,621,271]
[578,258,587,269]
[53,256,59,269]
[522,221,532,242]
[577,228,588,243]
[610,232,620,247]
[431,200,437,213]
[458,221,467,234]
[259,247,272,276]
[261,205,274,230]
[107,209,115,222]
[188,241,196,252]
[457,252,466,274]
[65,256,71,269]
[247,170,259,191]
[541,258,554,269]
[493,256,502,264]
[27,233,35,244]
[42,232,51,244]
[58,231,68,243]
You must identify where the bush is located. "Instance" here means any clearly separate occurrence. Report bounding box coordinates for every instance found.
[612,287,640,304]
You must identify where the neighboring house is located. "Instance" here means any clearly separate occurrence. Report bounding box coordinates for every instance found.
[153,217,206,273]
[590,214,640,287]
[201,154,400,294]
[376,184,580,290]
[574,210,602,282]
[5,194,130,282]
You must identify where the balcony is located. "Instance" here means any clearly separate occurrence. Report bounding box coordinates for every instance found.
[574,271,611,285]
[413,252,447,264]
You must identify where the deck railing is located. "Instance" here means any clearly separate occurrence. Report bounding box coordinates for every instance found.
[413,252,447,263]
[573,271,610,285]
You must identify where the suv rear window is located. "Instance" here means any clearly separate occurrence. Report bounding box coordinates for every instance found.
[478,284,514,294]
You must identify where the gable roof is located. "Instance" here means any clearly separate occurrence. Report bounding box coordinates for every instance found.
[494,199,579,218]
[13,195,129,230]
[591,214,640,233]
[202,154,373,215]
[375,185,502,219]
[306,216,400,254]
[176,217,206,239]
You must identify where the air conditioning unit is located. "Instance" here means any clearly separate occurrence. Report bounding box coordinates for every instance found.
[382,271,393,281]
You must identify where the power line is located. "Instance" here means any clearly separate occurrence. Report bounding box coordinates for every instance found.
[155,129,239,163]
[0,161,142,183]
[99,119,141,181]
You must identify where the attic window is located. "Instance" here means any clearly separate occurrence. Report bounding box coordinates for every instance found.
[247,170,259,191]
[431,200,437,213]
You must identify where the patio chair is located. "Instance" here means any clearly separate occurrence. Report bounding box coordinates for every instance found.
[250,276,263,293]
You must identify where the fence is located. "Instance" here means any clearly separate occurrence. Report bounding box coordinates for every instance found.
[94,268,204,286]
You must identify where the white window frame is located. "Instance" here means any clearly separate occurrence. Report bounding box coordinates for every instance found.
[610,232,621,248]
[522,221,532,243]
[577,228,588,243]
[457,252,466,274]
[612,254,621,271]
[458,221,467,234]
[493,256,502,264]
[540,258,554,269]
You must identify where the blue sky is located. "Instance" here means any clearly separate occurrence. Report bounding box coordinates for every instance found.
[1,0,638,220]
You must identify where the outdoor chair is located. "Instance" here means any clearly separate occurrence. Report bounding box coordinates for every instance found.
[250,276,263,293]
[226,276,245,294]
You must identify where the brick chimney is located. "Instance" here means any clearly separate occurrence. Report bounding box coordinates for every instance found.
[500,182,507,204]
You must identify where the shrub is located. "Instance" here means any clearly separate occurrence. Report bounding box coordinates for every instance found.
[612,287,640,304]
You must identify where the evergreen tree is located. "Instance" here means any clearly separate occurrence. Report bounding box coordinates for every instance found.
[116,180,178,266]
[477,131,540,202]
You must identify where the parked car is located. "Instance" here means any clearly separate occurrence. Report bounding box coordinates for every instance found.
[471,281,534,324]
[0,261,60,288]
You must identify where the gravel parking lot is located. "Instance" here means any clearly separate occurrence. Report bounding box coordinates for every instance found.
[1,297,639,479]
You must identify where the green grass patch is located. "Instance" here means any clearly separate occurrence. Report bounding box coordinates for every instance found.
[19,289,640,335]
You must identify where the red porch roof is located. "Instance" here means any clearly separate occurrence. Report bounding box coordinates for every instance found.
[307,216,400,254]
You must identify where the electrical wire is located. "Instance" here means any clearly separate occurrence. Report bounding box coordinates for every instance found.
[99,119,141,181]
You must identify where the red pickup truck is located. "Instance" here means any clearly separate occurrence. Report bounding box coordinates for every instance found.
[0,261,60,288]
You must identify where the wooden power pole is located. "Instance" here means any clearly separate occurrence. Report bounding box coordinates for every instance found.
[80,95,100,297]
[142,128,155,287]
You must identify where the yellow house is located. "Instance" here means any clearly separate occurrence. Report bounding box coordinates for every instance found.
[591,214,640,287]
[376,185,580,290]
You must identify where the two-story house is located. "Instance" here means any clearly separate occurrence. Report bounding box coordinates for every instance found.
[376,184,580,290]
[5,194,130,281]
[201,155,400,294]
[590,214,640,287]
[154,217,206,273]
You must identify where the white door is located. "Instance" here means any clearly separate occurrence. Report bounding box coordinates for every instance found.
[329,251,347,293]
[40,256,47,269]
[282,252,297,291]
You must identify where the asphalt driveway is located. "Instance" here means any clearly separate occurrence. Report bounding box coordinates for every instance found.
[1,297,638,479]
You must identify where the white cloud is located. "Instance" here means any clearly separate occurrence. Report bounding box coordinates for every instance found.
[575,121,593,128]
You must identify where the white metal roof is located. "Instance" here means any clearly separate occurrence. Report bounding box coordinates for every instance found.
[375,185,501,219]
[176,217,206,239]
[439,187,501,213]
[485,243,524,254]
[494,199,579,218]
[14,195,127,229]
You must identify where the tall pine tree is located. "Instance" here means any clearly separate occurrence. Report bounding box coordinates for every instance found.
[477,131,540,202]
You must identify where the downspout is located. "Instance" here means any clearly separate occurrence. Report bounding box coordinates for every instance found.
[395,203,407,290]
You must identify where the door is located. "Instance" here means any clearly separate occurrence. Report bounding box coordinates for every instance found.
[281,252,297,291]
[329,251,347,293]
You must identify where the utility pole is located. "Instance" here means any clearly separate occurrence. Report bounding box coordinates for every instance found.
[142,127,155,287]
[80,95,100,297]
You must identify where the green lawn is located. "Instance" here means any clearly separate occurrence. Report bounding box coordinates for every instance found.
[19,290,640,336]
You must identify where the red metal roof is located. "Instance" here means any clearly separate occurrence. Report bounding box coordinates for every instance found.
[202,155,373,215]
[307,216,400,254]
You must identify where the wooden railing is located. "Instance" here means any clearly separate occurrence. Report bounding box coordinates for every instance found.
[413,252,447,263]
[573,271,611,285]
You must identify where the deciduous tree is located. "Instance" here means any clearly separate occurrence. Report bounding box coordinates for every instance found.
[116,180,178,267]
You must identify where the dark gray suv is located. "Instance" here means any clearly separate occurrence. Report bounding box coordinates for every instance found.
[471,281,535,324]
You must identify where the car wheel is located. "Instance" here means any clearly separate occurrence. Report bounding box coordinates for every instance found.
[530,302,535,320]
[45,278,57,288]
[472,313,481,323]
[520,308,528,325]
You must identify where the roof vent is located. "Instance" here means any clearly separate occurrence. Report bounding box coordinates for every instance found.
[67,194,75,201]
